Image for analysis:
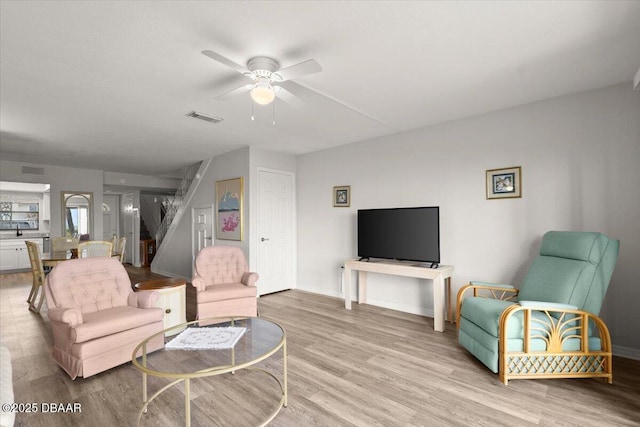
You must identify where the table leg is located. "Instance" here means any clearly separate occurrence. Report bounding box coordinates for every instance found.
[142,343,148,414]
[344,265,352,310]
[433,274,445,332]
[358,271,367,304]
[445,277,452,323]
[185,378,191,427]
[283,338,288,407]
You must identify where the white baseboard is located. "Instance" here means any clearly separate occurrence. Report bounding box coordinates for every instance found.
[298,284,344,300]
[365,296,434,318]
[297,285,434,317]
[150,269,188,281]
[613,345,640,361]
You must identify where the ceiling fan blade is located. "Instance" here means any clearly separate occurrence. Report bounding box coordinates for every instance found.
[202,50,247,74]
[273,86,305,109]
[215,84,252,100]
[274,59,322,82]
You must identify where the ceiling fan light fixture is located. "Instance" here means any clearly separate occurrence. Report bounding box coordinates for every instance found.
[250,78,275,105]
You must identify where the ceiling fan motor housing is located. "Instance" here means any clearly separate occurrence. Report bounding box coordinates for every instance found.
[246,57,282,81]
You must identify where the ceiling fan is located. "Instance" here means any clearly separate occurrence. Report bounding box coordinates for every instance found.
[202,50,322,108]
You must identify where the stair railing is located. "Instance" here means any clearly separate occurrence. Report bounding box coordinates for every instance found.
[155,162,201,247]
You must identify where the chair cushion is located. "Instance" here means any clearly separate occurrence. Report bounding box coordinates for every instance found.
[461,298,559,339]
[194,246,249,285]
[46,257,132,313]
[461,297,602,348]
[71,305,164,344]
[539,231,609,263]
[461,298,515,338]
[518,256,595,307]
[198,283,257,303]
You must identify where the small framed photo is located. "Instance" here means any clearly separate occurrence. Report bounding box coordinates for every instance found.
[333,186,351,207]
[486,167,522,199]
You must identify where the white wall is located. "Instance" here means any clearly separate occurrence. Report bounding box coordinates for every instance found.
[0,161,104,239]
[152,147,297,278]
[296,83,640,357]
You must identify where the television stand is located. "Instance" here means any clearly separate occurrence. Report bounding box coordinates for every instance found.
[343,259,454,332]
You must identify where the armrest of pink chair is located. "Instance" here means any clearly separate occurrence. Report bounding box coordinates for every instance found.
[48,307,83,326]
[192,275,207,292]
[128,291,160,309]
[241,272,259,287]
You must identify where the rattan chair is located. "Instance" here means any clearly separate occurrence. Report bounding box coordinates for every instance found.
[78,240,113,258]
[457,231,619,384]
[25,241,46,313]
[52,237,78,252]
[114,237,126,263]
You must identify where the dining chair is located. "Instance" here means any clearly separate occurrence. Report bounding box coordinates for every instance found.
[113,236,127,263]
[78,240,113,258]
[52,237,78,252]
[25,241,46,313]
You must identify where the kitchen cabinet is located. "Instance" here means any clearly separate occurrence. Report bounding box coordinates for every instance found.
[42,193,50,221]
[0,239,43,271]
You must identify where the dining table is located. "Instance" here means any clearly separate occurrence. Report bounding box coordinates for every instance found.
[41,250,121,268]
[41,250,75,268]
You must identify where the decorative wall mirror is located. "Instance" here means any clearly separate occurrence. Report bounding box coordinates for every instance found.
[61,192,93,239]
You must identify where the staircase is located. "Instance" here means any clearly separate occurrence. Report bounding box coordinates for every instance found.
[155,162,201,248]
[139,218,151,240]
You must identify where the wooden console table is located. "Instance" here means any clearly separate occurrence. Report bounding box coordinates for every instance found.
[343,259,454,332]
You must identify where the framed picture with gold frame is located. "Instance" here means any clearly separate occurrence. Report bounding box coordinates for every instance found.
[216,177,243,240]
[486,166,522,199]
[333,186,351,207]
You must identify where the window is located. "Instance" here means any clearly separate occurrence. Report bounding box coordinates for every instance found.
[0,201,39,230]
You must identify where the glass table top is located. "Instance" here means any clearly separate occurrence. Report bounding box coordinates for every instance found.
[132,317,285,378]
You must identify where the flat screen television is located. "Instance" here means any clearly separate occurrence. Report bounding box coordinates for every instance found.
[357,207,440,266]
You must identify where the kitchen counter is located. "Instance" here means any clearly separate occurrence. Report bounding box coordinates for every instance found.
[0,233,49,240]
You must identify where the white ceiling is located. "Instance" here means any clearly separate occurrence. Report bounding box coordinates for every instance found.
[1,1,639,177]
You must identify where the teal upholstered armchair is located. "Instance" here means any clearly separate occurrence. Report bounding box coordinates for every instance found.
[456,231,619,384]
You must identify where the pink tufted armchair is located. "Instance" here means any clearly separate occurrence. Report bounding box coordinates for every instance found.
[44,257,165,379]
[192,246,258,320]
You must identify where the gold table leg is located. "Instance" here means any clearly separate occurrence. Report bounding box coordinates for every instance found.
[185,378,191,427]
[142,343,148,414]
[283,338,288,407]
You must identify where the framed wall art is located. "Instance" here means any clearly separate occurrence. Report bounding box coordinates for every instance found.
[333,186,351,207]
[486,166,522,199]
[216,177,243,240]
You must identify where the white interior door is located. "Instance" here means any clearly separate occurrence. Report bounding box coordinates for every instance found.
[102,194,119,240]
[256,169,295,295]
[192,206,213,271]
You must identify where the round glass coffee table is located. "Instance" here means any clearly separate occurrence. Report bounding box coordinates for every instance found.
[132,317,287,427]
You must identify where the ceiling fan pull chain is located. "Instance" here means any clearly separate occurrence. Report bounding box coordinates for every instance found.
[251,99,255,121]
[272,99,276,126]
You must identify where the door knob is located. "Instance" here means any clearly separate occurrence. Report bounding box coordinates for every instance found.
[205,237,212,240]
[261,237,270,242]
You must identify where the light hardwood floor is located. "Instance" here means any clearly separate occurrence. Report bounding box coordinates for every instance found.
[1,269,639,426]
